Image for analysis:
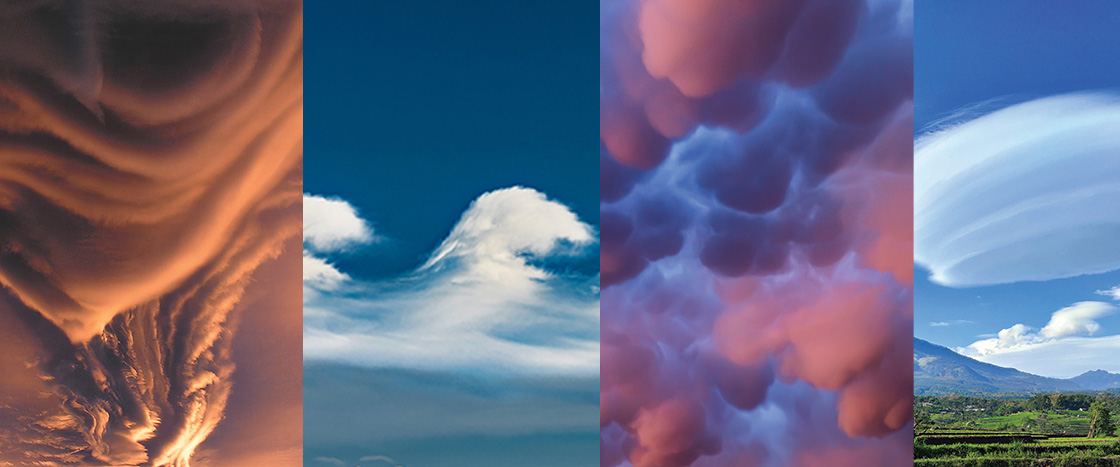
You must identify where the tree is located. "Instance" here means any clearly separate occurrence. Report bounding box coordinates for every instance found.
[1090,403,1116,438]
[915,413,933,436]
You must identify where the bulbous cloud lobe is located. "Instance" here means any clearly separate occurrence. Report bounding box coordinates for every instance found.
[600,0,913,465]
[0,1,303,465]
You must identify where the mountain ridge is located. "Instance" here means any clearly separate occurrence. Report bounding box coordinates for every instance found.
[914,338,1120,395]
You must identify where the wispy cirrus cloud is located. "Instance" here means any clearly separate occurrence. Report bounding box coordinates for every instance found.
[930,320,974,327]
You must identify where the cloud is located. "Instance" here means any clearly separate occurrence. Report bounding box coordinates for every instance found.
[599,0,914,464]
[959,301,1120,376]
[1097,285,1120,301]
[303,187,600,376]
[310,454,405,467]
[304,251,350,290]
[0,1,303,464]
[359,454,406,467]
[302,194,375,291]
[930,319,974,327]
[305,194,376,252]
[973,336,1120,379]
[1040,301,1117,339]
[915,93,1120,287]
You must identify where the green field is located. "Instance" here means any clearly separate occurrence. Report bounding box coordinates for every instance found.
[917,394,1120,466]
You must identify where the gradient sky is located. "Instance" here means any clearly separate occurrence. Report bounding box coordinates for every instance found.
[914,0,1120,378]
[303,1,597,466]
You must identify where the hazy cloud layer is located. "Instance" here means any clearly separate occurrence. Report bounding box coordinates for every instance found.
[600,0,914,465]
[915,93,1120,288]
[0,1,303,465]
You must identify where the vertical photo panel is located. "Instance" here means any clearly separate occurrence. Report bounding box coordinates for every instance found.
[0,2,304,465]
[913,1,1120,463]
[600,0,914,466]
[301,1,598,466]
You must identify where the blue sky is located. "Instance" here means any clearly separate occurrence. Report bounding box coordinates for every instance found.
[303,1,597,466]
[914,0,1120,378]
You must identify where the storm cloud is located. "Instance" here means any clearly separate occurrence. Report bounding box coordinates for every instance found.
[0,1,303,465]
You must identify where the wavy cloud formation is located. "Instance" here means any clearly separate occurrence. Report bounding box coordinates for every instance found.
[304,186,600,376]
[600,0,913,465]
[915,93,1120,287]
[0,1,302,465]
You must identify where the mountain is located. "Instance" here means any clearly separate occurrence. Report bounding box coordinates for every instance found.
[1069,369,1120,391]
[914,338,1098,396]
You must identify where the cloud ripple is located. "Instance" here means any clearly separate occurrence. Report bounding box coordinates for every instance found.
[916,92,1120,287]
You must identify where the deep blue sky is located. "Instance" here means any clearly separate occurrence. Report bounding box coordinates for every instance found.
[305,0,597,280]
[914,0,1120,349]
[915,0,1120,130]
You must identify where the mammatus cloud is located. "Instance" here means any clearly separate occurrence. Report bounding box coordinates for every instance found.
[915,93,1120,288]
[303,186,600,376]
[0,1,303,465]
[600,0,913,465]
[960,301,1120,373]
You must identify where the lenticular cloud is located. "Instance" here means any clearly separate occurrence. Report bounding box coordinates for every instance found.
[915,93,1120,287]
[600,0,913,465]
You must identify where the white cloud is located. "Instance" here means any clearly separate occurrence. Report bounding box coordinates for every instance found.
[959,301,1120,377]
[420,186,595,280]
[915,93,1120,287]
[1039,301,1117,339]
[303,187,600,377]
[972,336,1120,379]
[1096,285,1120,301]
[960,323,1036,357]
[302,251,348,291]
[359,455,404,466]
[302,194,377,297]
[304,194,375,252]
[929,319,973,327]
